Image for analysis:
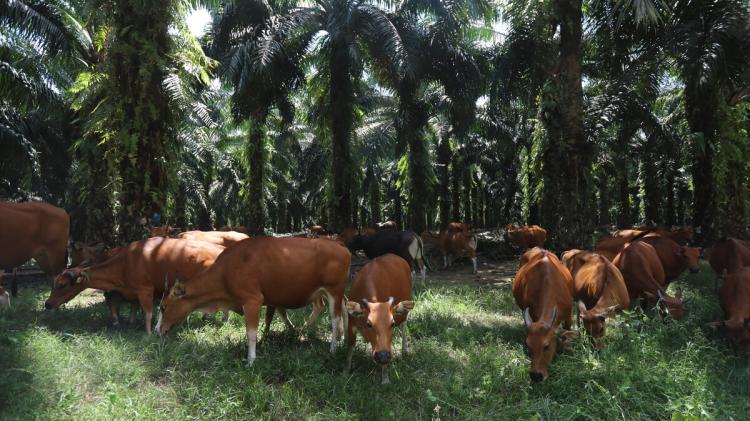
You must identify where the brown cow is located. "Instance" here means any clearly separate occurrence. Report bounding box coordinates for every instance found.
[612,241,687,319]
[505,225,546,249]
[337,227,360,245]
[344,254,414,384]
[613,229,645,241]
[707,268,750,355]
[708,238,750,275]
[595,236,629,261]
[513,247,574,381]
[178,230,250,248]
[0,202,69,296]
[422,230,478,273]
[666,226,694,246]
[446,222,470,233]
[155,237,351,366]
[45,238,225,333]
[562,250,629,349]
[639,235,701,282]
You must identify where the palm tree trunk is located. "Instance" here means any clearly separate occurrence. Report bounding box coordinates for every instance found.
[399,90,430,234]
[538,0,590,248]
[245,118,266,235]
[437,135,452,228]
[328,37,354,232]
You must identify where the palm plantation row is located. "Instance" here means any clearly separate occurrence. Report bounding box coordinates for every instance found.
[2,0,749,248]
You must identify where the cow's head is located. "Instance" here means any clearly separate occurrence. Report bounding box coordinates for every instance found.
[561,249,587,276]
[577,300,618,349]
[156,276,192,336]
[346,297,414,365]
[523,306,558,382]
[0,285,9,309]
[45,269,89,309]
[678,246,702,273]
[657,288,690,320]
[707,318,750,355]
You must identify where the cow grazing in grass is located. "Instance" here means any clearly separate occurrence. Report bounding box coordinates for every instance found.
[707,268,750,355]
[639,235,701,282]
[505,225,546,249]
[344,254,414,384]
[421,230,478,274]
[513,247,574,381]
[156,237,351,366]
[0,201,70,297]
[45,238,225,333]
[708,238,750,275]
[178,230,249,248]
[347,230,427,280]
[613,241,688,320]
[562,250,629,349]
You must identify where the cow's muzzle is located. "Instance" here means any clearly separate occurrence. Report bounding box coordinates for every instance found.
[529,371,545,382]
[374,351,392,365]
[689,267,700,274]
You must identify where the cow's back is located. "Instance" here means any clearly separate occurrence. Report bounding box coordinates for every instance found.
[710,238,750,274]
[219,237,351,309]
[513,252,573,321]
[0,202,69,273]
[120,237,225,294]
[640,236,684,281]
[613,241,665,298]
[719,268,750,318]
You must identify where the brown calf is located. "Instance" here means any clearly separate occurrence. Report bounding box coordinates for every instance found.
[562,250,629,349]
[45,238,225,333]
[345,254,414,384]
[708,238,750,275]
[156,237,351,366]
[505,225,547,249]
[513,247,574,381]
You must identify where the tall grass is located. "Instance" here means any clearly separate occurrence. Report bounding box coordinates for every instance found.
[1,262,749,419]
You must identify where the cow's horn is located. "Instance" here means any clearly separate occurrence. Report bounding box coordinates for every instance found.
[523,307,533,327]
[545,306,558,330]
[361,298,369,308]
[387,296,394,305]
[657,289,666,301]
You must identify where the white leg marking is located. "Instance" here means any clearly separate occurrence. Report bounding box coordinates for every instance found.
[155,312,163,334]
[246,328,258,367]
[420,261,426,280]
[326,291,340,352]
[443,254,448,268]
[472,257,478,274]
[145,311,153,334]
[345,343,355,374]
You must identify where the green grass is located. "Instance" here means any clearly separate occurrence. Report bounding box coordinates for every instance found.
[1,262,749,420]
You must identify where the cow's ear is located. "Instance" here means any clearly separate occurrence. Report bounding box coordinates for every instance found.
[76,270,89,284]
[393,300,414,316]
[576,300,588,316]
[171,279,186,299]
[346,301,364,317]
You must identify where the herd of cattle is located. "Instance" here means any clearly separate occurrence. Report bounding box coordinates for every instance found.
[1,201,750,385]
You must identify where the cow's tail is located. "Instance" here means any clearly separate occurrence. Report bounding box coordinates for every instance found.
[418,236,431,272]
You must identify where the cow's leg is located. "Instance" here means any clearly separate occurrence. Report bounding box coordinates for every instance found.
[263,306,276,336]
[242,300,262,367]
[106,294,120,326]
[443,254,448,269]
[278,308,295,331]
[129,302,138,324]
[326,291,343,352]
[136,290,154,334]
[344,323,356,374]
[301,298,324,332]
[471,256,478,274]
[420,259,426,281]
[221,310,229,323]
